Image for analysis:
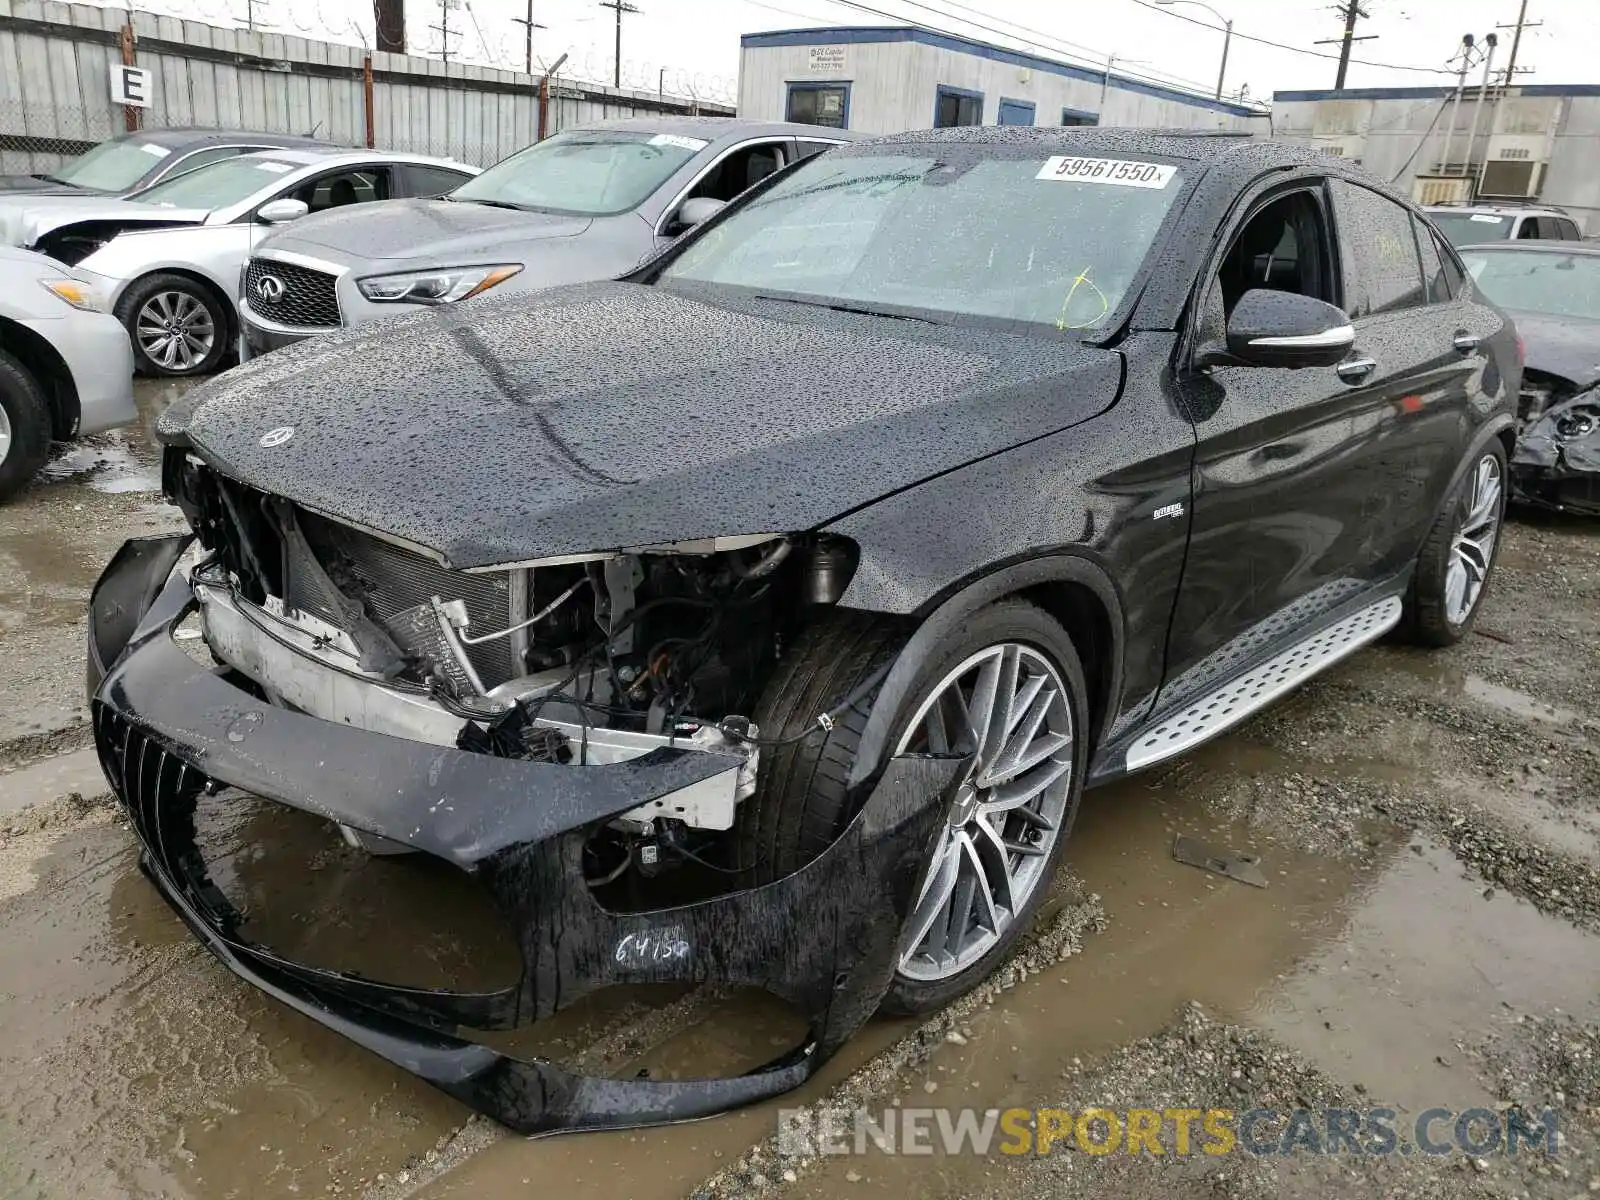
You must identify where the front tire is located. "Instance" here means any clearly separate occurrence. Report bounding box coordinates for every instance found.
[1404,442,1508,647]
[115,273,229,377]
[0,349,53,502]
[733,600,1088,1017]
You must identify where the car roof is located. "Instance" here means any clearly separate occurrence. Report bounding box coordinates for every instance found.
[565,116,862,141]
[1424,204,1564,215]
[231,148,473,169]
[1456,239,1600,253]
[129,128,340,150]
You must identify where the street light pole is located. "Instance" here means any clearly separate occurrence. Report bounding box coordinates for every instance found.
[1155,0,1233,99]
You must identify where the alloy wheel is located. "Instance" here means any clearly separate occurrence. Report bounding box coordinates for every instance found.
[136,290,216,372]
[1444,453,1503,626]
[0,403,10,467]
[895,643,1074,982]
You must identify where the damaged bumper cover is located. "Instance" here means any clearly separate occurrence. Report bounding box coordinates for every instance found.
[87,534,960,1136]
[1512,387,1600,515]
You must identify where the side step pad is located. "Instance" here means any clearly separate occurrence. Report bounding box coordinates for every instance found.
[1124,595,1404,772]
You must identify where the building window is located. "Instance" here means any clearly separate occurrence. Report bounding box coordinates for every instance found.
[997,98,1036,126]
[786,82,849,129]
[1060,107,1098,127]
[934,86,983,128]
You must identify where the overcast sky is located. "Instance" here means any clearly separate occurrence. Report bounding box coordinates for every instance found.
[115,0,1595,104]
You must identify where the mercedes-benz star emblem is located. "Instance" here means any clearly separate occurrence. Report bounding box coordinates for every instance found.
[259,426,295,448]
[255,274,286,304]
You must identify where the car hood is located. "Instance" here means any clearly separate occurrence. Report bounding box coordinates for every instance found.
[1510,310,1600,391]
[12,199,209,247]
[160,281,1122,570]
[264,197,592,262]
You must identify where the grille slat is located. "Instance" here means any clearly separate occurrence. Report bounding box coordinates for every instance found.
[245,257,341,329]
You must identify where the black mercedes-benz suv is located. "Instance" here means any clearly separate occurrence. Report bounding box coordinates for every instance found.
[87,128,1519,1136]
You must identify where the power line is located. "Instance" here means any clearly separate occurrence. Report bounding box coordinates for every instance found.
[1125,0,1456,77]
[820,0,1233,100]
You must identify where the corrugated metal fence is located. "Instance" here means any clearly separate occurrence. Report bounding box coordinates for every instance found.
[0,0,734,174]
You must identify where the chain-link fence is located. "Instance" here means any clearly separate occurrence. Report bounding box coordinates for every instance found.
[0,10,733,178]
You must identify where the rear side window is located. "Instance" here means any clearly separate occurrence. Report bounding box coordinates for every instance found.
[1412,214,1451,303]
[1330,180,1425,317]
[402,164,473,197]
[1558,218,1583,240]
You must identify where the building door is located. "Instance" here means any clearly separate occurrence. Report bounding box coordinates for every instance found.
[997,98,1036,126]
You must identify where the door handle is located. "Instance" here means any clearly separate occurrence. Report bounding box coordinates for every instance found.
[1453,332,1481,352]
[1335,357,1377,383]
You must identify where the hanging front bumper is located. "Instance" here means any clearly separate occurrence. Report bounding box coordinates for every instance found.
[86,534,961,1135]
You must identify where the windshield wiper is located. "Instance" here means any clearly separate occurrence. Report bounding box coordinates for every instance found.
[451,197,528,211]
[754,294,936,325]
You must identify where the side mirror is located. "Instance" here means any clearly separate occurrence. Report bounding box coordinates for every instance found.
[1214,289,1356,370]
[257,198,310,225]
[673,196,726,232]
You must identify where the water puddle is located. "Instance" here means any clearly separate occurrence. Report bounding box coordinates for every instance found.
[35,438,161,494]
[1254,838,1600,1111]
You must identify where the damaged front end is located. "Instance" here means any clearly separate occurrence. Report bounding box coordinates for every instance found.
[86,451,959,1135]
[1512,374,1600,515]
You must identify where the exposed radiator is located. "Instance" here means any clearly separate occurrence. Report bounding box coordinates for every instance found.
[284,509,521,687]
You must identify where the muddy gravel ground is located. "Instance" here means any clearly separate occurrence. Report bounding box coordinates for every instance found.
[1,377,1597,1199]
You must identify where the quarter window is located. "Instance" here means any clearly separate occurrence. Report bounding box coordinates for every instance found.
[1330,180,1426,317]
[403,164,473,197]
[1412,214,1451,303]
[934,87,983,128]
[786,83,848,129]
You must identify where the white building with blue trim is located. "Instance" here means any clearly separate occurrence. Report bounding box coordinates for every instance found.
[738,27,1267,136]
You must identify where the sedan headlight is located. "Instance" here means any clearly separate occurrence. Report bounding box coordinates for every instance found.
[356,265,523,305]
[39,277,107,313]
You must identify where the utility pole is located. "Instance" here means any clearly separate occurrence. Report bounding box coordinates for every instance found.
[1462,31,1498,189]
[511,0,546,75]
[373,0,405,53]
[430,0,459,62]
[1437,33,1477,173]
[1495,0,1541,84]
[1315,1,1377,91]
[598,0,639,89]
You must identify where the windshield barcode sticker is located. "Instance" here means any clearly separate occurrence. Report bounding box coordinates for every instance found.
[140,143,170,157]
[649,133,710,152]
[253,161,294,173]
[1036,156,1176,189]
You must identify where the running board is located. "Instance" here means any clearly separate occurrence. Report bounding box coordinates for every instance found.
[1123,595,1404,773]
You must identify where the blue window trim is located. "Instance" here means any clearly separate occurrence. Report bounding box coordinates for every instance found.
[785,79,852,130]
[933,84,985,128]
[740,27,1264,117]
[997,97,1037,126]
[1060,105,1099,126]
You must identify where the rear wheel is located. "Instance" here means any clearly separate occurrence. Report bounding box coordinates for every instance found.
[733,600,1087,1016]
[0,349,52,502]
[116,273,229,377]
[1404,443,1507,646]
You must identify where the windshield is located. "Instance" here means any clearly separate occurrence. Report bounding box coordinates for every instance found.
[1429,211,1513,246]
[1461,249,1600,320]
[47,137,171,192]
[130,157,300,210]
[661,149,1184,331]
[451,129,706,216]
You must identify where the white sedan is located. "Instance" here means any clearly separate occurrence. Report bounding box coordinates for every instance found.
[18,150,477,377]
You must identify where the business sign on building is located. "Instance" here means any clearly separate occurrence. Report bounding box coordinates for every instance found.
[807,45,848,74]
[110,64,153,108]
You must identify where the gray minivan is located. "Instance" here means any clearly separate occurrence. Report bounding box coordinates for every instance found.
[239,117,854,355]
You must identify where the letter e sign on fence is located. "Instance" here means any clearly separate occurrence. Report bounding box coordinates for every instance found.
[110,65,153,108]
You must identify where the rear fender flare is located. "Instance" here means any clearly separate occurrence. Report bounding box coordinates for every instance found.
[844,554,1125,788]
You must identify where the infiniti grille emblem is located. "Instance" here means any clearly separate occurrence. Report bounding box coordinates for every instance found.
[255,273,286,304]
